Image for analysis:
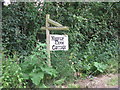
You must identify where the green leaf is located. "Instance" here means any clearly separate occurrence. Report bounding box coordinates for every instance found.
[22,73,29,79]
[30,72,44,85]
[54,77,66,85]
[40,67,57,77]
[39,83,47,88]
[94,62,107,73]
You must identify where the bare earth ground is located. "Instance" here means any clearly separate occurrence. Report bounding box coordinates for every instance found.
[60,74,119,88]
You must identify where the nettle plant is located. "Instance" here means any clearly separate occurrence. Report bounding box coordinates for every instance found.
[20,42,57,88]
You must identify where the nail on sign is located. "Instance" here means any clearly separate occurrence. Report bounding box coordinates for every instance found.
[50,35,69,51]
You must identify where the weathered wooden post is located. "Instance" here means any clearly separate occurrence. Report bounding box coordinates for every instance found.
[46,14,51,66]
[41,14,69,66]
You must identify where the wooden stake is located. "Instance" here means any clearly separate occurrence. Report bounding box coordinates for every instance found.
[46,14,51,66]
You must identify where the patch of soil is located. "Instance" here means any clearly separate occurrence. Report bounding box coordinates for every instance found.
[62,74,118,88]
[77,74,118,88]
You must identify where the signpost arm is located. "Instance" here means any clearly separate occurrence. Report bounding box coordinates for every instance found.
[46,14,51,66]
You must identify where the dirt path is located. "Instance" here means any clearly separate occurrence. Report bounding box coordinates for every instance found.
[60,74,119,88]
[75,74,118,88]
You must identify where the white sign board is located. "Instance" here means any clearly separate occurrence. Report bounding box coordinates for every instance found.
[50,35,69,51]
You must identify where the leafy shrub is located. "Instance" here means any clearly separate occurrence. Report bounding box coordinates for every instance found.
[2,54,26,88]
[69,39,118,76]
[106,58,118,73]
[51,51,75,81]
[2,2,40,56]
[20,42,57,88]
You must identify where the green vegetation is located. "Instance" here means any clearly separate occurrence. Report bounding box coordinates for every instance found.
[67,84,81,88]
[1,2,119,88]
[2,55,26,88]
[107,77,118,86]
[20,42,57,88]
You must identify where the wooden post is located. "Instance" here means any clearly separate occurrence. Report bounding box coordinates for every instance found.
[46,14,51,66]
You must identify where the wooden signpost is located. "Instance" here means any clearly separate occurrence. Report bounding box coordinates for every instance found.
[41,14,69,66]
